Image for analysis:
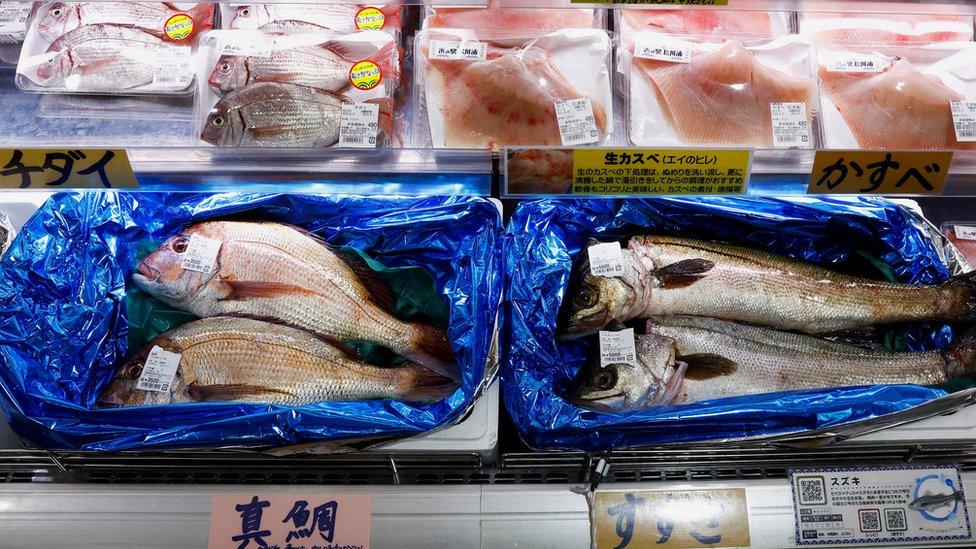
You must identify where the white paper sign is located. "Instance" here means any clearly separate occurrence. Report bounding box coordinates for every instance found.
[339,103,380,148]
[136,346,181,393]
[221,41,274,58]
[826,52,892,73]
[954,225,976,241]
[633,36,691,63]
[181,233,221,273]
[587,241,625,277]
[599,328,638,367]
[555,98,600,147]
[429,40,486,61]
[791,466,971,546]
[951,100,976,143]
[771,102,811,149]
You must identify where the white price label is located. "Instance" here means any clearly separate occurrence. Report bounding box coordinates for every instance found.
[429,40,487,61]
[220,41,274,58]
[954,225,976,240]
[951,100,976,142]
[135,346,181,393]
[791,466,971,546]
[633,37,691,63]
[152,46,193,88]
[599,328,638,367]
[587,241,624,277]
[826,53,892,73]
[771,102,811,149]
[0,1,32,42]
[555,98,600,147]
[338,103,380,148]
[180,233,222,273]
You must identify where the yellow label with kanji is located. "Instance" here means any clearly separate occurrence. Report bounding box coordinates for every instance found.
[572,148,750,195]
[573,0,729,5]
[593,489,750,549]
[0,148,137,189]
[808,150,953,195]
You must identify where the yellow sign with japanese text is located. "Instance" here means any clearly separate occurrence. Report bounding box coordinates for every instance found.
[0,148,138,189]
[807,150,952,195]
[571,148,750,195]
[575,1,729,5]
[593,489,750,549]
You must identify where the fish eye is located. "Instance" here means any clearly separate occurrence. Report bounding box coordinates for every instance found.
[51,8,62,16]
[171,236,190,253]
[575,285,598,308]
[593,368,617,390]
[240,7,250,16]
[219,62,231,73]
[124,364,142,380]
[211,116,225,127]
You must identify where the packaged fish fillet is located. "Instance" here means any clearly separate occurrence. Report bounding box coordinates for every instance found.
[0,192,502,451]
[621,30,821,149]
[222,3,402,36]
[422,0,603,31]
[196,29,400,148]
[817,42,976,150]
[616,8,791,38]
[504,196,973,450]
[414,28,615,150]
[944,222,976,268]
[801,12,975,44]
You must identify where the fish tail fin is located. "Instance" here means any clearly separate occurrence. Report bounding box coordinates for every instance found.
[945,327,976,378]
[372,40,401,81]
[402,367,458,403]
[404,323,459,382]
[186,3,217,33]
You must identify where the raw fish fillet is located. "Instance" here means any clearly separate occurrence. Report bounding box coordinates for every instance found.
[425,0,593,30]
[622,9,775,36]
[804,13,974,44]
[635,41,815,146]
[819,58,975,150]
[429,44,607,149]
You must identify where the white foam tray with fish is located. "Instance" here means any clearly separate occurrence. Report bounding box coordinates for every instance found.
[15,2,205,95]
[816,41,976,151]
[414,27,615,149]
[621,30,822,149]
[220,3,404,36]
[614,8,792,38]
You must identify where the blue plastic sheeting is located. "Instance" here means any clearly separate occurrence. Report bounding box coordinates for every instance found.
[0,192,501,451]
[503,197,953,450]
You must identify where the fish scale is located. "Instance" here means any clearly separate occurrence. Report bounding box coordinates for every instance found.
[39,24,172,90]
[211,45,351,95]
[38,2,207,41]
[232,4,361,32]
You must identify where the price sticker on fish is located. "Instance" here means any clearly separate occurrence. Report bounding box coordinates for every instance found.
[339,103,380,148]
[181,234,222,274]
[951,100,976,142]
[136,346,181,393]
[771,102,812,149]
[588,241,625,277]
[0,1,32,43]
[599,328,638,367]
[555,99,601,147]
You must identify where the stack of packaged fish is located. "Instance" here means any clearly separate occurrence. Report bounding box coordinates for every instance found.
[16,2,215,94]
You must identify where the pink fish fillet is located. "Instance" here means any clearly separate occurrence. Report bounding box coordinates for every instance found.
[425,0,594,30]
[431,44,607,149]
[819,58,976,150]
[805,13,974,44]
[623,9,774,36]
[635,41,815,147]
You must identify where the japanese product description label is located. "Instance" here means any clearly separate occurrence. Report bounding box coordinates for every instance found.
[428,39,487,61]
[355,7,386,30]
[181,234,222,273]
[588,241,625,277]
[955,226,976,240]
[571,148,750,195]
[0,148,137,188]
[592,489,750,549]
[951,100,976,142]
[152,45,193,88]
[220,40,274,58]
[790,466,971,546]
[770,102,811,149]
[135,346,181,393]
[808,150,952,195]
[555,99,601,147]
[598,328,637,367]
[338,103,380,148]
[633,36,691,63]
[209,493,371,549]
[0,1,32,43]
[826,52,892,73]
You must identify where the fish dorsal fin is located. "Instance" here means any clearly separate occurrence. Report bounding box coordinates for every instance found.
[185,383,295,402]
[678,353,737,379]
[655,258,715,289]
[332,250,397,313]
[222,280,315,300]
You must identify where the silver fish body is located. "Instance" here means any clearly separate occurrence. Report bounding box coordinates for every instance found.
[209,44,352,95]
[232,4,361,32]
[37,2,212,41]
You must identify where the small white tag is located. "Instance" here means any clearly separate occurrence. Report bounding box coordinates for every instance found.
[338,103,380,148]
[826,52,891,73]
[152,46,193,88]
[180,233,222,273]
[429,39,486,61]
[633,36,691,63]
[555,98,600,147]
[955,225,976,241]
[588,241,625,277]
[0,1,32,43]
[770,102,811,149]
[951,100,976,143]
[599,328,638,367]
[135,346,181,393]
[220,41,274,58]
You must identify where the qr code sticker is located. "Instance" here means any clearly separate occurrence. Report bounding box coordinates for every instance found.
[885,508,907,532]
[797,476,827,505]
[859,509,882,533]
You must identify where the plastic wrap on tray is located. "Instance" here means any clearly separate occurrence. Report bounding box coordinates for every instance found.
[502,196,967,451]
[816,42,976,150]
[414,27,614,149]
[422,0,602,31]
[221,3,403,37]
[0,192,501,451]
[800,12,975,45]
[616,8,792,38]
[620,30,820,148]
[944,222,976,268]
[195,29,402,148]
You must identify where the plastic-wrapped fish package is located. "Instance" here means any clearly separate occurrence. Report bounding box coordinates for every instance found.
[817,42,976,150]
[503,196,976,450]
[196,29,401,148]
[422,0,603,31]
[801,12,975,44]
[0,2,36,66]
[414,28,614,150]
[222,3,403,37]
[944,222,976,268]
[620,30,820,149]
[0,192,502,451]
[616,8,791,38]
[16,2,215,94]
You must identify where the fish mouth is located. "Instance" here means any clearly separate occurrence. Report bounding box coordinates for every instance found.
[556,309,609,341]
[136,261,160,281]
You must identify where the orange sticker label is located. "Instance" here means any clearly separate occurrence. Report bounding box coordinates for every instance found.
[349,60,382,91]
[164,13,194,41]
[355,7,386,30]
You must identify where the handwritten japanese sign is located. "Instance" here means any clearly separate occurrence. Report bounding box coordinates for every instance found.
[0,148,137,189]
[208,493,371,549]
[592,488,750,549]
[808,150,952,196]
